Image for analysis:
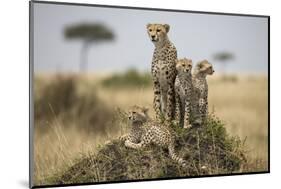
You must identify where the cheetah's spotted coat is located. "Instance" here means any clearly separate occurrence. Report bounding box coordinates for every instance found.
[147,23,177,123]
[192,60,214,124]
[120,105,187,167]
[175,58,193,128]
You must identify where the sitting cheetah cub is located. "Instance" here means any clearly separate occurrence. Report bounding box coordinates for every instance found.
[122,105,187,167]
[193,60,214,124]
[174,58,193,129]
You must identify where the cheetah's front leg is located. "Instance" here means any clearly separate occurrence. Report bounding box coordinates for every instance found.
[198,97,207,123]
[105,134,127,145]
[166,82,175,122]
[125,131,152,149]
[174,93,182,126]
[153,80,162,121]
[119,134,128,142]
[183,98,192,129]
[125,140,144,149]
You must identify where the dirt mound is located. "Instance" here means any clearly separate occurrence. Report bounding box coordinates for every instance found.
[51,116,246,185]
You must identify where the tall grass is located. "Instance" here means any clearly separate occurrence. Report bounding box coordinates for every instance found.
[33,73,268,186]
[33,74,118,184]
[34,75,114,135]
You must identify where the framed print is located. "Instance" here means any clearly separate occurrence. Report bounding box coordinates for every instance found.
[29,1,270,188]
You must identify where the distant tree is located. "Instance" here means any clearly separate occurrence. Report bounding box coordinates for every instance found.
[64,23,114,71]
[213,52,235,74]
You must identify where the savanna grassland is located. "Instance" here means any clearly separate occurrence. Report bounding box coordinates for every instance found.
[33,71,268,186]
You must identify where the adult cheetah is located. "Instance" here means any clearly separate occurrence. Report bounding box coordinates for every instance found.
[146,23,177,123]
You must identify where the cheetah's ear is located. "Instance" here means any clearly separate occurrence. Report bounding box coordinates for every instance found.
[202,59,209,64]
[196,62,204,70]
[175,60,181,71]
[164,24,170,33]
[142,107,149,114]
[189,59,193,65]
[146,23,152,29]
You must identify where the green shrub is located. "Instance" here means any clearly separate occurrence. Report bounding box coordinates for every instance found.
[101,69,152,88]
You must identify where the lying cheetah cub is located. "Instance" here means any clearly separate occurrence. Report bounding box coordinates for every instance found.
[175,58,193,129]
[193,60,214,124]
[121,105,187,167]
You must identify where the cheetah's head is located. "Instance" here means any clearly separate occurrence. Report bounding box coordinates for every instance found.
[146,23,170,43]
[176,58,193,74]
[195,60,215,75]
[128,105,149,124]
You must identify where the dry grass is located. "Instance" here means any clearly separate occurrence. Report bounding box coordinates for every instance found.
[208,76,268,162]
[33,73,268,186]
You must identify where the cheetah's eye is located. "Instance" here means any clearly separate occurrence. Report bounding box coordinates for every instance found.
[156,29,161,32]
[149,29,152,32]
[132,111,136,114]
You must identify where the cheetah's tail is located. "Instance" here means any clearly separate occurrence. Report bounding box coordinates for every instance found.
[168,144,187,167]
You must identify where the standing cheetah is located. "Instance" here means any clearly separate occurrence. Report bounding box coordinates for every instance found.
[121,105,187,167]
[146,23,177,123]
[174,58,193,129]
[193,60,214,124]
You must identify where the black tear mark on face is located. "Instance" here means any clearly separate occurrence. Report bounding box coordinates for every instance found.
[154,91,160,95]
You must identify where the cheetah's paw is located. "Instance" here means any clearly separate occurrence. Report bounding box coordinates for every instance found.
[183,124,192,129]
[104,140,113,145]
[124,140,131,147]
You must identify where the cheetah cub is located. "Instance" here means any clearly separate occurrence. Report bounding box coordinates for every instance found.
[122,105,187,167]
[192,60,215,124]
[174,58,193,129]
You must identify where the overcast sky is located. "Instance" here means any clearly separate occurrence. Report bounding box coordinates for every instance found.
[33,2,268,74]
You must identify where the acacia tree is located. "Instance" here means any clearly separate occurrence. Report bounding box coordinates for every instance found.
[64,23,114,71]
[213,52,234,74]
